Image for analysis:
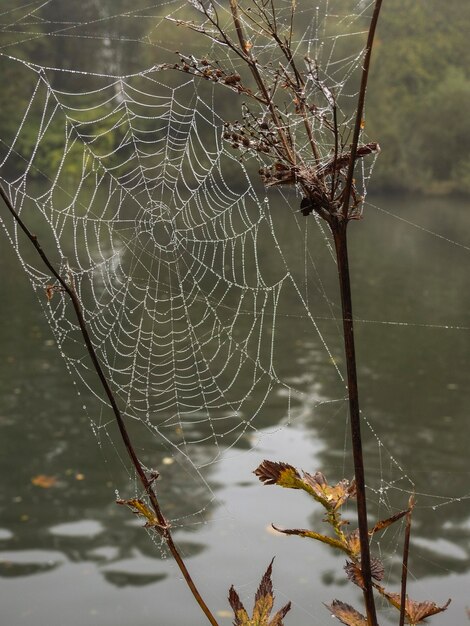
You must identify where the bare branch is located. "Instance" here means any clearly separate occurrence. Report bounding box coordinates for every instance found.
[0,181,220,626]
[342,0,384,220]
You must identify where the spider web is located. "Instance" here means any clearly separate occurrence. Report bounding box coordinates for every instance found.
[0,1,469,624]
[0,0,371,467]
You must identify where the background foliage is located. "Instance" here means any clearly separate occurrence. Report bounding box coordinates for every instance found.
[1,0,469,193]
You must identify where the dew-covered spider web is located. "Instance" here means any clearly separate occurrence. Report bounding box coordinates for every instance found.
[0,1,469,624]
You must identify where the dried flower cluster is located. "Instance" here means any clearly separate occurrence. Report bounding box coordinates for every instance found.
[165,0,381,223]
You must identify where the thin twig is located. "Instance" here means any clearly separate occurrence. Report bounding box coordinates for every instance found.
[399,495,415,626]
[342,0,383,219]
[229,0,296,163]
[0,181,220,626]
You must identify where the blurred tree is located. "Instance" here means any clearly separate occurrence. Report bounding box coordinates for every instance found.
[367,0,470,193]
[1,0,470,193]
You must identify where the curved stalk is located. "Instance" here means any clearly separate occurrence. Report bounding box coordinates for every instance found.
[0,182,220,626]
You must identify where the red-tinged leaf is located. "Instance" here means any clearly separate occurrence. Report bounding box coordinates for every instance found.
[406,599,451,623]
[378,589,451,624]
[325,600,368,625]
[345,558,384,589]
[228,561,291,626]
[255,558,274,604]
[253,559,274,622]
[270,602,292,626]
[344,561,364,588]
[254,461,302,488]
[228,586,249,626]
[369,508,409,535]
[370,558,385,581]
[272,525,349,553]
[254,462,355,511]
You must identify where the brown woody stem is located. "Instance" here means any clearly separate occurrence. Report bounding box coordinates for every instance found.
[399,496,415,626]
[0,181,219,626]
[332,220,378,626]
[229,0,296,164]
[342,0,383,219]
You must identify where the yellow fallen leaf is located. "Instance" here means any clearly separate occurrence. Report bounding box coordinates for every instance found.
[75,473,85,481]
[31,474,57,488]
[216,610,232,618]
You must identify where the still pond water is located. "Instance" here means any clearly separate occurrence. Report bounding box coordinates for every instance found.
[1,194,469,626]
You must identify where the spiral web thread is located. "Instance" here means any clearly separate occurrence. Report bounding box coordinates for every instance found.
[0,2,469,612]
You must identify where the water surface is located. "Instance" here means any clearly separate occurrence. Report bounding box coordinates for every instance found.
[1,193,470,625]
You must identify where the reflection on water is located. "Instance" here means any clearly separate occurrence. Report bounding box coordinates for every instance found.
[1,194,470,625]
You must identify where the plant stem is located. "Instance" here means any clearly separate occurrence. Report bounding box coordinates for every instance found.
[332,220,378,626]
[399,496,415,626]
[332,4,384,618]
[0,181,220,626]
[342,0,383,219]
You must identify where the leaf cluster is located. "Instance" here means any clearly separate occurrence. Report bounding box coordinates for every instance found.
[228,560,291,626]
[254,460,450,626]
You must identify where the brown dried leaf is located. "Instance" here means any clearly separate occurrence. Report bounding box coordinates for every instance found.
[319,142,380,176]
[370,557,385,581]
[344,561,364,589]
[325,600,368,626]
[270,602,292,626]
[228,561,291,626]
[31,474,57,488]
[344,558,384,589]
[370,508,409,535]
[379,589,451,624]
[302,472,356,510]
[345,529,361,557]
[228,586,249,626]
[254,461,302,488]
[253,558,275,621]
[407,598,451,624]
